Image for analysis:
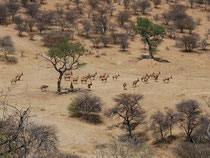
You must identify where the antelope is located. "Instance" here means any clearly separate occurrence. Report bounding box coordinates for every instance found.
[112,74,120,80]
[123,83,127,90]
[153,72,161,82]
[163,76,173,83]
[101,74,109,82]
[141,73,149,82]
[99,73,106,79]
[65,71,73,76]
[82,74,91,80]
[142,76,149,83]
[15,72,23,81]
[148,72,155,79]
[72,76,79,83]
[90,72,97,80]
[81,77,89,84]
[70,82,74,91]
[64,71,73,80]
[11,78,18,85]
[133,78,139,88]
[40,85,48,92]
[87,82,92,91]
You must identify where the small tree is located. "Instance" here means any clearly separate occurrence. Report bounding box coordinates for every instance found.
[176,99,202,141]
[153,0,161,8]
[6,2,20,22]
[165,108,178,138]
[120,34,129,51]
[0,36,15,61]
[117,11,131,26]
[41,41,86,93]
[179,34,199,52]
[150,110,168,141]
[136,17,166,59]
[139,0,151,15]
[68,92,103,124]
[106,93,146,138]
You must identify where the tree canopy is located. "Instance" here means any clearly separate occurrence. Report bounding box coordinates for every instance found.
[136,17,166,59]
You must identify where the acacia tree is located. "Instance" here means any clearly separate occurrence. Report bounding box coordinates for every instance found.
[41,40,86,93]
[135,17,166,59]
[106,93,146,138]
[176,99,202,142]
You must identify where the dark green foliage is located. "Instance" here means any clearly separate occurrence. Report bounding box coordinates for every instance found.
[136,17,166,59]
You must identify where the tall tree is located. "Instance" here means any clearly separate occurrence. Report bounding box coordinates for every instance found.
[135,17,166,59]
[41,41,86,93]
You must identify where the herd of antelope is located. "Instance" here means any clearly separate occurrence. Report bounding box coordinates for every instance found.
[63,70,173,91]
[10,71,173,92]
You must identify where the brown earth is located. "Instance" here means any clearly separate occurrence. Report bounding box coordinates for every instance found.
[0,0,210,157]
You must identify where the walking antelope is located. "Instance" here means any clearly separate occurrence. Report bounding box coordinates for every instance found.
[81,77,89,84]
[133,78,139,88]
[101,74,109,82]
[64,71,73,80]
[148,72,155,79]
[123,83,127,90]
[40,85,49,92]
[72,76,79,83]
[141,73,149,82]
[163,76,173,83]
[11,78,18,85]
[153,72,161,81]
[112,74,120,80]
[99,73,106,79]
[15,72,23,81]
[87,82,92,91]
[90,72,97,80]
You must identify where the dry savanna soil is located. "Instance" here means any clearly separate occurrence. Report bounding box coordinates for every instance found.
[0,0,210,157]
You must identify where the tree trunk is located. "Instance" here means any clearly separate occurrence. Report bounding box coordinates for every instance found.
[146,38,154,59]
[57,72,63,93]
[127,120,132,138]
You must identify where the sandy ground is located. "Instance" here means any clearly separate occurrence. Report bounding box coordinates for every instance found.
[0,0,210,157]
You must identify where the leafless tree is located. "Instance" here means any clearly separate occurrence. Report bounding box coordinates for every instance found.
[26,18,36,32]
[139,0,151,15]
[0,3,9,25]
[0,36,15,61]
[106,93,146,138]
[25,2,40,18]
[117,11,131,26]
[179,34,200,52]
[165,108,178,138]
[153,0,161,8]
[120,34,129,51]
[6,1,20,22]
[176,99,202,141]
[99,35,112,47]
[150,110,168,141]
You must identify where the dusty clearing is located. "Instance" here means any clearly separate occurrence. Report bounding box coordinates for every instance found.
[0,0,210,157]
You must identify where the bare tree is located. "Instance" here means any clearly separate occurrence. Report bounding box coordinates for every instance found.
[165,108,178,138]
[117,11,131,26]
[179,34,200,52]
[106,93,146,138]
[0,36,15,61]
[25,2,40,18]
[6,1,20,22]
[153,0,161,8]
[150,110,168,141]
[176,99,202,141]
[0,3,8,25]
[139,0,151,15]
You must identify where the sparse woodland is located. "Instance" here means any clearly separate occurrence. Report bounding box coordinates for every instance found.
[0,0,210,157]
